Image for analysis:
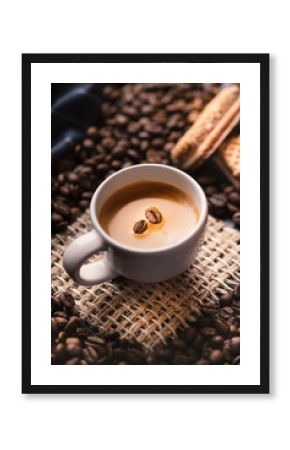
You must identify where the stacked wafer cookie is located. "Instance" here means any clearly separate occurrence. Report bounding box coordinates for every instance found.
[171,84,240,187]
[215,136,240,188]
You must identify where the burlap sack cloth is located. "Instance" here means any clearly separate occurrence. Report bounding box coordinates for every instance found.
[52,213,240,350]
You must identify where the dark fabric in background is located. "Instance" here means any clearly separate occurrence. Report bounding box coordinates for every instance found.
[51,83,103,162]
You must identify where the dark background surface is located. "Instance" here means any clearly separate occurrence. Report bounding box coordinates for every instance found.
[51,83,103,160]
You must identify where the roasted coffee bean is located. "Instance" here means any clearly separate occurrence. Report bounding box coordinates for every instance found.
[71,207,81,219]
[102,137,116,150]
[58,292,75,309]
[65,337,81,346]
[57,331,66,343]
[66,172,78,183]
[59,185,71,196]
[82,348,95,364]
[145,207,162,224]
[130,137,140,147]
[230,325,239,336]
[83,138,95,149]
[219,293,233,307]
[65,357,81,365]
[232,211,240,226]
[127,122,141,134]
[209,349,224,364]
[210,335,224,349]
[227,202,239,214]
[115,114,129,126]
[220,306,235,320]
[54,316,68,330]
[112,147,126,158]
[146,149,162,163]
[51,318,59,335]
[223,185,234,194]
[133,219,148,234]
[53,311,68,319]
[127,149,140,161]
[86,346,99,362]
[81,191,92,200]
[53,202,71,218]
[233,285,240,298]
[64,316,81,334]
[208,193,227,216]
[57,173,66,183]
[76,327,89,338]
[232,296,240,307]
[111,160,122,170]
[228,191,240,205]
[51,212,64,224]
[95,152,106,162]
[54,343,67,361]
[222,341,232,362]
[195,359,210,365]
[66,344,81,357]
[229,337,240,356]
[201,327,216,337]
[79,199,90,209]
[86,335,106,345]
[86,126,98,138]
[96,163,109,173]
[201,300,218,315]
[204,185,218,196]
[212,318,230,337]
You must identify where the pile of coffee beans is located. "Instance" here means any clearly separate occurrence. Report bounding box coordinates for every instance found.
[51,286,240,365]
[52,83,221,233]
[52,290,153,365]
[195,173,240,228]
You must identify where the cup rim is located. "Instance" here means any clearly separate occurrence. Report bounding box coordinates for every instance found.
[90,164,208,254]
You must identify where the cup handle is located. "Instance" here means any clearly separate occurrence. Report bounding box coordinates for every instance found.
[63,229,118,285]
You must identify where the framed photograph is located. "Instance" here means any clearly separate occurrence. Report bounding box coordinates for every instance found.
[22,53,269,394]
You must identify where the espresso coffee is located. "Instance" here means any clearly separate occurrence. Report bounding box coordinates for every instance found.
[99,181,199,249]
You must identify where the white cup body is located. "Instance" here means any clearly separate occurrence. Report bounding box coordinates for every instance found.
[90,164,208,283]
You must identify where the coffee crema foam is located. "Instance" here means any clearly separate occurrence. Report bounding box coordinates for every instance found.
[99,181,199,249]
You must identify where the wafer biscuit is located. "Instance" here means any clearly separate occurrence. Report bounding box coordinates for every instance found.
[214,135,240,189]
[171,85,240,170]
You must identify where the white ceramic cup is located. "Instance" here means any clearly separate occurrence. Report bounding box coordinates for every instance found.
[63,164,208,285]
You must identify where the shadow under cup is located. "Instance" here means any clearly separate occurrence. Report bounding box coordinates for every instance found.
[91,164,208,283]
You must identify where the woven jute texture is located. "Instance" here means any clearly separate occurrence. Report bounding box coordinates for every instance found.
[52,213,240,349]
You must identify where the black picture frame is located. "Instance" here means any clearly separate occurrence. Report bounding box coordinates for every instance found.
[22,53,269,394]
